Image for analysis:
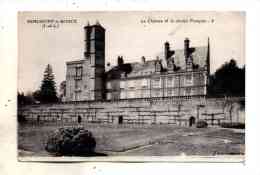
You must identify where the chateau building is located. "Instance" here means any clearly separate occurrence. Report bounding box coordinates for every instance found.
[65,22,210,102]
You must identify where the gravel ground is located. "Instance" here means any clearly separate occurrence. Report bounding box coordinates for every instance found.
[18,123,245,157]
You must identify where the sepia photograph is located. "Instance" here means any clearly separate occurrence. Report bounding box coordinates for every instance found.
[17,11,245,161]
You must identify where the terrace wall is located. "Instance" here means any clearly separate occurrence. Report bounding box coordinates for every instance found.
[18,97,245,127]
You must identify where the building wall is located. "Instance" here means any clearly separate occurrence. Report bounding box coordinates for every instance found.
[106,70,207,100]
[64,24,209,102]
[65,24,105,102]
[66,59,94,101]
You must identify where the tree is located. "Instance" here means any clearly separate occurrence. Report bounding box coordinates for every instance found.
[208,59,245,97]
[18,91,36,105]
[38,64,58,103]
[18,92,25,106]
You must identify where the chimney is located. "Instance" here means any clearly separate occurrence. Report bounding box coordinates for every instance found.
[164,41,170,60]
[184,38,190,59]
[117,56,124,66]
[141,56,146,64]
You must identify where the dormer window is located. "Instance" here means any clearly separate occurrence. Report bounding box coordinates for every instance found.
[155,60,161,72]
[167,59,174,71]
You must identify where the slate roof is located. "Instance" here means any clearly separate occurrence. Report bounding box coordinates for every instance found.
[173,46,208,69]
[127,60,157,77]
[105,60,157,80]
[105,46,208,80]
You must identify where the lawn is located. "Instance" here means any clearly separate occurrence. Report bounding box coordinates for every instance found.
[18,123,245,157]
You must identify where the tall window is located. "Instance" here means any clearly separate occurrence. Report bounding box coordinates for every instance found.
[75,66,82,79]
[185,88,192,96]
[106,82,111,89]
[167,89,172,96]
[141,79,148,88]
[128,80,135,89]
[120,81,125,89]
[75,91,80,101]
[154,90,161,97]
[120,91,126,99]
[153,78,161,88]
[155,62,161,72]
[75,80,79,89]
[107,93,111,100]
[185,74,193,86]
[128,91,135,98]
[167,77,174,87]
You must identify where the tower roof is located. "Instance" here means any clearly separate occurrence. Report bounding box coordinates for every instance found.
[84,21,105,30]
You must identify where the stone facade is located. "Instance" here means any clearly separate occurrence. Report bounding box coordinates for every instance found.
[19,97,245,126]
[65,22,105,101]
[64,23,210,102]
[104,37,210,100]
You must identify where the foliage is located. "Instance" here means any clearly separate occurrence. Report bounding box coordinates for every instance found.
[32,90,41,102]
[196,120,208,128]
[18,92,26,106]
[208,59,245,97]
[17,115,26,123]
[239,99,245,110]
[37,64,58,103]
[45,127,96,156]
[18,91,36,105]
[18,65,58,105]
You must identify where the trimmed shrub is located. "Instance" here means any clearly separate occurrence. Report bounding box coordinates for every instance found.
[45,127,96,156]
[18,115,26,123]
[220,122,245,129]
[196,120,208,128]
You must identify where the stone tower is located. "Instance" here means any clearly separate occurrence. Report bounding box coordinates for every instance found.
[84,21,105,100]
[65,22,105,101]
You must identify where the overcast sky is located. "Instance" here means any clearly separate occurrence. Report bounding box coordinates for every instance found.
[18,11,245,93]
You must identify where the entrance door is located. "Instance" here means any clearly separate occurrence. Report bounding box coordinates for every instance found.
[189,116,196,127]
[78,115,82,124]
[118,116,123,124]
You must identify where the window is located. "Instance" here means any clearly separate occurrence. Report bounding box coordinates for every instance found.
[120,91,126,99]
[141,79,148,88]
[155,90,161,97]
[75,81,78,89]
[185,74,193,86]
[167,90,172,96]
[186,74,192,81]
[106,82,111,89]
[128,91,135,98]
[185,88,192,96]
[155,62,161,72]
[120,81,125,89]
[144,90,150,98]
[128,80,135,88]
[167,77,174,87]
[141,90,149,98]
[75,66,82,79]
[107,93,111,100]
[153,78,161,88]
[200,73,205,84]
[75,92,80,101]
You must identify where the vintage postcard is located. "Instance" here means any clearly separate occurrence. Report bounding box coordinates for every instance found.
[17,11,245,162]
